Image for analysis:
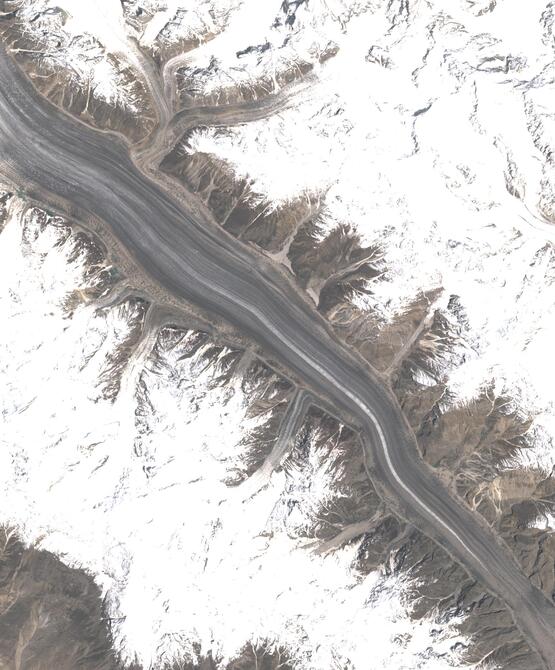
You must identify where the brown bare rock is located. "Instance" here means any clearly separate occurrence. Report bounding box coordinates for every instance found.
[0,189,13,231]
[158,643,293,670]
[120,1,237,69]
[0,528,119,670]
[358,527,544,669]
[1,6,553,663]
[176,54,324,110]
[161,138,321,254]
[95,296,150,401]
[161,141,250,223]
[20,206,120,312]
[121,4,201,65]
[390,313,555,610]
[0,4,157,144]
[287,218,382,306]
[363,290,444,373]
[390,299,468,431]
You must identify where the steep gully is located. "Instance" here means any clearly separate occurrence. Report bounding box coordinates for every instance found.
[1,47,555,666]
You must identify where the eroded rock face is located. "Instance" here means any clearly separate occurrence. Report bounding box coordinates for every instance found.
[161,137,321,254]
[172,2,340,109]
[0,199,546,668]
[0,190,13,231]
[157,645,294,670]
[165,126,555,629]
[360,529,543,670]
[19,206,119,312]
[0,1,157,143]
[277,407,381,542]
[0,528,119,670]
[176,54,319,109]
[120,0,241,66]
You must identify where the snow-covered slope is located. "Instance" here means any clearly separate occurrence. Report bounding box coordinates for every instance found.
[181,0,555,483]
[2,0,555,667]
[0,200,473,669]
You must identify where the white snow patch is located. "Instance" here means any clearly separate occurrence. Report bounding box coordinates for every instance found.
[187,0,555,479]
[172,0,374,102]
[46,0,130,58]
[0,206,472,669]
[13,0,143,112]
[132,0,244,49]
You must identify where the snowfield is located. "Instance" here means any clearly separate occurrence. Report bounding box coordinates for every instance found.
[0,202,471,669]
[183,0,555,478]
[2,0,555,666]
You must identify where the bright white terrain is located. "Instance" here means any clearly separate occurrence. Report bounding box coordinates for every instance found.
[0,201,470,668]
[182,0,555,482]
[2,0,555,666]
